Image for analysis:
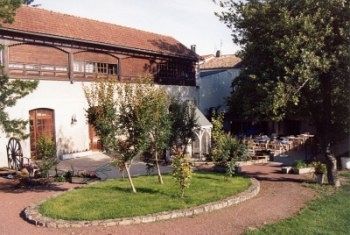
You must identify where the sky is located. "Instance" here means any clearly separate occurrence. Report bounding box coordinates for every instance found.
[34,0,240,55]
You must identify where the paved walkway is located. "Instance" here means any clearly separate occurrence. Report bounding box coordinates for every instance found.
[0,163,316,235]
[56,152,172,179]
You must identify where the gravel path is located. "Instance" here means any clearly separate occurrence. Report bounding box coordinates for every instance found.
[0,163,316,235]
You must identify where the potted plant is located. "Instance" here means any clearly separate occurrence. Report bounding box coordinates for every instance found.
[313,161,327,184]
[293,160,315,174]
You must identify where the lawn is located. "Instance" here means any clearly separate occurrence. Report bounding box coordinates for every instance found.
[247,171,350,235]
[40,172,251,221]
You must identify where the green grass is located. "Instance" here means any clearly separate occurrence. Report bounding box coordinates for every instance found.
[40,172,251,220]
[247,172,350,235]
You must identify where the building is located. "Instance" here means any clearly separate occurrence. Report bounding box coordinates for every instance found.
[0,6,211,167]
[198,51,241,117]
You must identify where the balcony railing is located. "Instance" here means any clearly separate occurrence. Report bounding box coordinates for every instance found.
[9,62,68,78]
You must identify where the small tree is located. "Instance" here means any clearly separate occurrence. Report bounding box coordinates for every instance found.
[84,78,119,150]
[141,87,171,184]
[115,81,151,192]
[211,114,248,176]
[172,153,192,198]
[168,99,198,154]
[36,136,57,178]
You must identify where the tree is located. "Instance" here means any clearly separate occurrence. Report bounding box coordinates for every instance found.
[216,0,350,185]
[84,78,119,151]
[0,0,38,139]
[84,78,141,190]
[168,99,197,196]
[168,99,198,154]
[142,87,171,184]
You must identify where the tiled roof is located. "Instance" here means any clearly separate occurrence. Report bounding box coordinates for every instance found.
[199,54,242,70]
[2,6,197,59]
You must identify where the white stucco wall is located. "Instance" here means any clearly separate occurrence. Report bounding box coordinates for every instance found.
[0,80,198,167]
[198,68,240,116]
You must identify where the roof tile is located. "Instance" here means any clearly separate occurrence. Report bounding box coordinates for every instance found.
[3,6,197,59]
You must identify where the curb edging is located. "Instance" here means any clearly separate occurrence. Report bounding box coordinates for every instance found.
[23,178,260,228]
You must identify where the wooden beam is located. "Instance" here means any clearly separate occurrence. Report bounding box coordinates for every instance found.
[68,52,74,83]
[2,44,9,75]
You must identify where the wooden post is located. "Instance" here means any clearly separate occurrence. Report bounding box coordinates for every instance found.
[2,44,9,75]
[68,52,74,83]
[118,58,122,81]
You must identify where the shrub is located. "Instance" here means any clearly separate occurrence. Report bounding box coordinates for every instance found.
[210,114,249,176]
[172,154,192,198]
[36,136,57,178]
[312,161,327,174]
[293,160,307,169]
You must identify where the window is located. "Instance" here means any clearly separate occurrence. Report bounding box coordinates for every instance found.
[108,64,118,75]
[85,62,94,73]
[73,61,118,75]
[156,61,193,79]
[97,63,108,74]
[73,61,84,72]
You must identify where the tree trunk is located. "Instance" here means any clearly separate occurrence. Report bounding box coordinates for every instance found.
[319,73,339,186]
[155,150,164,184]
[124,162,137,193]
[326,147,341,187]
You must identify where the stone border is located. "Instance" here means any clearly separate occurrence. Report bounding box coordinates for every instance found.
[23,178,260,228]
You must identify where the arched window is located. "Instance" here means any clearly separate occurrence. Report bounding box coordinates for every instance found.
[29,109,55,157]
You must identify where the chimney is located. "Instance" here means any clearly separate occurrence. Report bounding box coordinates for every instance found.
[190,45,196,53]
[216,50,221,57]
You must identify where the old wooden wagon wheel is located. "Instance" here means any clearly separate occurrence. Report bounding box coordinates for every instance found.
[7,137,23,171]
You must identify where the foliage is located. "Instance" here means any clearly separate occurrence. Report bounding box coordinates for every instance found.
[136,83,171,184]
[36,136,57,178]
[39,172,251,220]
[216,0,350,185]
[172,154,192,198]
[84,77,173,190]
[312,161,327,174]
[0,0,22,25]
[211,114,249,175]
[0,1,38,139]
[247,173,350,235]
[84,78,119,152]
[293,160,307,169]
[211,112,225,150]
[168,99,198,153]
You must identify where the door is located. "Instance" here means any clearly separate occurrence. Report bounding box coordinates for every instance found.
[29,109,55,157]
[89,124,102,150]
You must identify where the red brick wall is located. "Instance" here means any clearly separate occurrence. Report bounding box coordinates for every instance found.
[120,57,156,78]
[9,43,68,65]
[74,51,118,64]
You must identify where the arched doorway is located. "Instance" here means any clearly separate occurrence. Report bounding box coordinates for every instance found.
[29,109,55,157]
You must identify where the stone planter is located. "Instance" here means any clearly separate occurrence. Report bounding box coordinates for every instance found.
[294,167,315,174]
[70,177,89,184]
[341,157,350,170]
[315,173,325,185]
